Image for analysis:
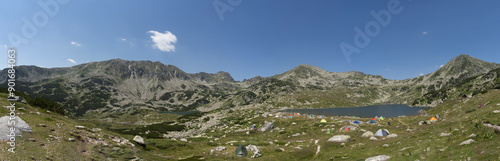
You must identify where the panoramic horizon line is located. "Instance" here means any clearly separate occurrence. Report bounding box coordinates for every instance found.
[7,53,494,81]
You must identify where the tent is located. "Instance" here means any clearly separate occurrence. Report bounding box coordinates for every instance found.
[320,119,327,123]
[326,129,333,134]
[430,117,437,121]
[353,121,360,124]
[369,120,376,124]
[435,114,440,119]
[424,120,432,124]
[371,118,377,121]
[340,126,357,131]
[235,145,247,157]
[374,129,390,137]
[379,116,384,121]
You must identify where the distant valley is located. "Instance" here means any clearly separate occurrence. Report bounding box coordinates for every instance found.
[1,54,499,119]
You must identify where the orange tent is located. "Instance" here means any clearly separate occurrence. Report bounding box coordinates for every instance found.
[430,117,437,121]
[372,118,377,121]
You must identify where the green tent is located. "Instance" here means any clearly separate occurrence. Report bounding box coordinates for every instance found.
[235,145,247,157]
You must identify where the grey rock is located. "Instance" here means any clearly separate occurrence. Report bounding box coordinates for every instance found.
[69,138,75,142]
[362,131,374,138]
[327,135,351,143]
[460,139,475,145]
[133,135,145,145]
[440,133,452,137]
[0,116,32,140]
[369,136,378,141]
[75,126,86,129]
[260,122,274,132]
[214,146,226,151]
[246,145,261,158]
[365,155,390,161]
[386,134,398,138]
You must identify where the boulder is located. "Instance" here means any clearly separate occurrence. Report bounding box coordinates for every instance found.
[69,138,76,142]
[75,126,86,129]
[0,116,32,140]
[246,145,261,158]
[494,110,500,113]
[327,135,351,143]
[369,136,378,141]
[180,138,188,142]
[365,155,390,161]
[440,133,452,137]
[459,139,475,145]
[260,122,274,131]
[214,146,226,151]
[468,134,476,138]
[386,134,398,138]
[362,131,374,138]
[133,135,145,145]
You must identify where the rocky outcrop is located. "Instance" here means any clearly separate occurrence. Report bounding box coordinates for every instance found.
[0,116,32,140]
[133,135,145,145]
[362,131,374,138]
[365,155,390,161]
[327,135,351,143]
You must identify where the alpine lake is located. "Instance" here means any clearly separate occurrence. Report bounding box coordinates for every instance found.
[281,104,429,118]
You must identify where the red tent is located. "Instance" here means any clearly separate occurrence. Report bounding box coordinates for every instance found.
[372,118,377,121]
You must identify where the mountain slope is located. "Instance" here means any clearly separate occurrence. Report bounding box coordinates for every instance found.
[0,54,498,118]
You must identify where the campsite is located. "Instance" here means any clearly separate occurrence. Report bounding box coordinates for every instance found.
[187,90,500,160]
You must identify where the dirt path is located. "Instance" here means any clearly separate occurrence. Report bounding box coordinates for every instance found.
[397,119,410,128]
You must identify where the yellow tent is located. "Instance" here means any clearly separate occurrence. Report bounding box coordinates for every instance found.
[320,119,327,123]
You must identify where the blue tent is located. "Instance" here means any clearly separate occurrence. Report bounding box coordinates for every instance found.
[369,120,376,124]
[353,121,360,124]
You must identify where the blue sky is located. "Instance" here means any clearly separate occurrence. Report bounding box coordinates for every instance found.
[1,0,499,81]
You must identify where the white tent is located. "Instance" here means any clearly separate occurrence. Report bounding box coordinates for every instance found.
[374,129,390,137]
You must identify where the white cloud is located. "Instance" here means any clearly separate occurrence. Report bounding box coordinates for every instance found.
[440,64,444,68]
[419,73,424,76]
[422,31,428,35]
[120,38,134,46]
[67,59,77,64]
[70,41,81,47]
[147,30,177,52]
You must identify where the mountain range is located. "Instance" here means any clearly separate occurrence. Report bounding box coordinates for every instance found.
[1,54,499,118]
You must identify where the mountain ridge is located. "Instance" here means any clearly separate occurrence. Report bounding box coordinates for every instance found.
[0,54,498,117]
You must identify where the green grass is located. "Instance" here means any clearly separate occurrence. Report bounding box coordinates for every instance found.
[2,88,499,160]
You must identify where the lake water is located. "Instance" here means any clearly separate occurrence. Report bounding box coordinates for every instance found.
[281,104,429,118]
